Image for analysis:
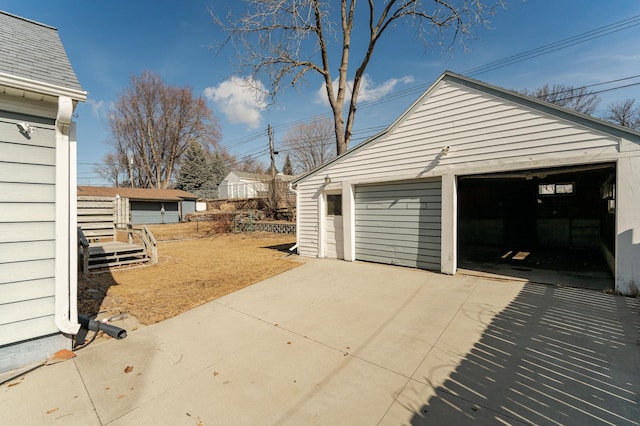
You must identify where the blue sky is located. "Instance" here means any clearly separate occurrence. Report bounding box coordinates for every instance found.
[3,1,640,185]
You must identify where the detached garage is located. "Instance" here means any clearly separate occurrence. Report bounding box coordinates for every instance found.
[291,71,640,296]
[77,186,198,225]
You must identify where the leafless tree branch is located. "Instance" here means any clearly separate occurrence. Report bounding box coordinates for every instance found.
[212,0,503,156]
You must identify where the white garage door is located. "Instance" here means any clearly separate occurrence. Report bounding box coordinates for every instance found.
[355,179,442,270]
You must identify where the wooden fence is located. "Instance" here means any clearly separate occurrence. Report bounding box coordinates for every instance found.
[77,196,116,243]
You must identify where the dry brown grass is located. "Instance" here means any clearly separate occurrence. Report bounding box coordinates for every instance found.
[79,229,298,325]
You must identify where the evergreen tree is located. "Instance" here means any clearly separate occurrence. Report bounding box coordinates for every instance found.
[282,153,294,175]
[210,151,229,186]
[175,141,213,192]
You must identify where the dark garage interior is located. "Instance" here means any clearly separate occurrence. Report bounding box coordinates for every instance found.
[457,163,616,289]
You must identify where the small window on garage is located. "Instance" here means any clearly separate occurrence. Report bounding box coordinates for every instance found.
[538,183,574,195]
[326,194,342,216]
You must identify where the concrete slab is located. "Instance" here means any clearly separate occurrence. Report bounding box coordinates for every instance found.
[0,359,100,426]
[215,269,345,325]
[3,258,639,426]
[399,281,640,426]
[74,302,277,424]
[380,379,530,426]
[108,326,408,425]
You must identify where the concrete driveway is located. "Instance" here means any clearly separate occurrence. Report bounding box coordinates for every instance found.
[2,259,639,425]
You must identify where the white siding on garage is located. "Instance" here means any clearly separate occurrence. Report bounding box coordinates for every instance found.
[297,184,321,257]
[0,116,58,346]
[355,179,441,270]
[295,77,623,259]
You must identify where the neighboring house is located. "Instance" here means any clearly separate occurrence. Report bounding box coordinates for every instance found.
[77,186,198,225]
[218,171,296,200]
[292,71,640,296]
[218,171,269,199]
[0,11,87,372]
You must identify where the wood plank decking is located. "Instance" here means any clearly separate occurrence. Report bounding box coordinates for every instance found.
[86,241,149,271]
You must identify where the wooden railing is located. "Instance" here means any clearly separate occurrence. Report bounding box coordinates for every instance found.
[78,224,157,275]
[141,225,158,265]
[77,227,90,275]
[125,224,158,265]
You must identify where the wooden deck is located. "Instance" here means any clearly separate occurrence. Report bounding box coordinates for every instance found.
[85,241,149,271]
[77,199,158,273]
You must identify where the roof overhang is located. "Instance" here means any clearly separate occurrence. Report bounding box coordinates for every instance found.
[0,71,87,102]
[292,70,640,186]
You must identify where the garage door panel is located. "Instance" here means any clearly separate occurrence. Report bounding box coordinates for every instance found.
[356,250,440,269]
[356,244,440,260]
[356,215,442,226]
[356,235,441,248]
[355,195,441,204]
[356,227,441,238]
[355,182,441,193]
[355,178,442,271]
[355,205,441,215]
[356,241,440,256]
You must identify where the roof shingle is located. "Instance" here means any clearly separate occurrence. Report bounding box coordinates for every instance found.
[0,11,83,91]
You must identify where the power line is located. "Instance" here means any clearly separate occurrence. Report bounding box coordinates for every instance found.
[463,14,640,76]
[96,13,640,167]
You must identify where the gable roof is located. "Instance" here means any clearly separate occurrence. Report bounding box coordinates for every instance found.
[0,11,84,95]
[77,186,198,201]
[293,71,640,185]
[229,171,270,181]
[225,170,297,182]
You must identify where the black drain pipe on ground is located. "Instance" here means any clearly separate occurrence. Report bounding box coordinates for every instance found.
[78,315,127,339]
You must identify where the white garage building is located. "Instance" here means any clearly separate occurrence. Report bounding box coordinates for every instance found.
[291,72,640,296]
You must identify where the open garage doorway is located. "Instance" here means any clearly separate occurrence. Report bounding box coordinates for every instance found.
[457,163,615,290]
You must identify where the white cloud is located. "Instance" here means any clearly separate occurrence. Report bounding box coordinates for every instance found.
[204,76,267,129]
[86,99,106,117]
[315,74,415,105]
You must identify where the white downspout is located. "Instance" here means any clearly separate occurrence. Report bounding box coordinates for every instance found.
[54,96,80,335]
[289,182,299,253]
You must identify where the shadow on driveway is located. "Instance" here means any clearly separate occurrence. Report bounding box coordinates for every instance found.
[410,284,640,425]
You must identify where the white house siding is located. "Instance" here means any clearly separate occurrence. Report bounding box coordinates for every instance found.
[296,78,623,263]
[219,172,269,200]
[0,115,59,348]
[297,184,322,257]
[616,155,640,295]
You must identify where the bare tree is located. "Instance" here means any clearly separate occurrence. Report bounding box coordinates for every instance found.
[234,154,268,174]
[94,152,128,187]
[520,83,601,115]
[603,98,639,129]
[283,117,336,173]
[212,0,504,155]
[107,71,221,189]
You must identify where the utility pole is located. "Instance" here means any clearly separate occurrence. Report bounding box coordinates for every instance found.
[268,124,276,178]
[128,152,134,188]
[268,124,278,218]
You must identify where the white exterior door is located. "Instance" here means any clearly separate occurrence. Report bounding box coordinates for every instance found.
[324,193,344,259]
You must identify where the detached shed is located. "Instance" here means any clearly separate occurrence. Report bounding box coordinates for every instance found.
[292,71,640,296]
[0,11,86,373]
[77,186,198,225]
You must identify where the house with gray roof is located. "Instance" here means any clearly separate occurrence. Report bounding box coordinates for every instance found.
[0,11,87,373]
[77,186,199,225]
